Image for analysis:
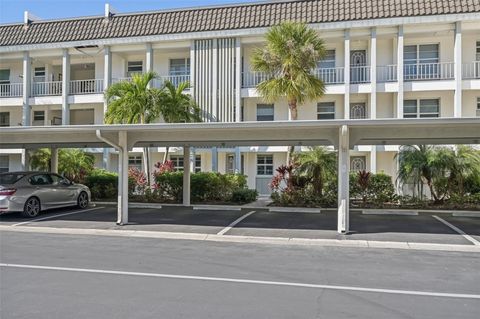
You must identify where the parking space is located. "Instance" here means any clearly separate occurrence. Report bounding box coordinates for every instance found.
[1,206,479,246]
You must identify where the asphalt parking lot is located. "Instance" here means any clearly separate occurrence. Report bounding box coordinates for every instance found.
[1,206,479,246]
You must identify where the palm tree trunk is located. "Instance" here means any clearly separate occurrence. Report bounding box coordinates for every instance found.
[287,100,298,164]
[163,147,170,163]
[143,147,151,187]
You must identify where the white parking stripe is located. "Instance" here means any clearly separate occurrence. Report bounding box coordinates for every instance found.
[1,263,479,299]
[432,215,480,246]
[12,207,104,227]
[217,210,256,235]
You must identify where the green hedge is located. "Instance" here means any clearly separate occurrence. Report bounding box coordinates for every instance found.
[154,172,253,203]
[84,169,118,200]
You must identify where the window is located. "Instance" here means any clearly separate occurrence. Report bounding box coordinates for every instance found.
[50,174,70,186]
[257,155,273,176]
[476,41,480,61]
[404,99,440,118]
[33,67,46,82]
[169,58,191,76]
[350,103,367,119]
[127,61,143,77]
[0,112,9,127]
[226,154,245,174]
[29,174,53,186]
[477,97,480,116]
[0,69,10,84]
[256,104,274,121]
[128,156,142,170]
[170,155,201,172]
[404,44,439,79]
[0,156,8,173]
[318,50,335,69]
[350,157,366,171]
[33,111,45,122]
[317,102,335,120]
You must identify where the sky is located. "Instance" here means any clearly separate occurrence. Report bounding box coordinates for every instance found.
[0,0,257,24]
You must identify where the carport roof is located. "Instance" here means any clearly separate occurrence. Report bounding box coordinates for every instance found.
[0,118,479,149]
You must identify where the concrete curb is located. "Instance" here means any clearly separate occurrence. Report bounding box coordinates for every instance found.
[193,205,242,211]
[362,210,418,216]
[93,202,162,209]
[269,207,321,213]
[362,209,480,217]
[1,225,478,253]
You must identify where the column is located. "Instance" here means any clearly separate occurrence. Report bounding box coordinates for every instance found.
[22,52,31,171]
[211,147,218,172]
[117,131,129,225]
[51,148,58,173]
[344,30,350,119]
[183,146,191,206]
[22,51,31,126]
[190,40,195,97]
[337,125,350,233]
[190,147,196,172]
[235,38,242,122]
[454,21,462,118]
[103,46,112,170]
[61,49,70,125]
[369,28,377,173]
[397,26,404,118]
[234,147,241,174]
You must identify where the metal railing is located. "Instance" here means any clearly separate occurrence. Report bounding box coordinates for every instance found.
[462,61,480,79]
[113,75,191,88]
[31,81,62,96]
[314,67,345,84]
[0,83,23,97]
[377,65,397,82]
[69,79,104,95]
[404,62,454,81]
[242,71,271,88]
[350,66,371,84]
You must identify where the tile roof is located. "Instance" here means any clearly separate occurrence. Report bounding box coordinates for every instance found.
[1,0,479,47]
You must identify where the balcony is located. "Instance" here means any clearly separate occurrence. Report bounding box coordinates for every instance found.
[462,61,480,79]
[69,79,104,95]
[350,66,371,84]
[313,67,345,84]
[404,62,454,81]
[31,81,62,96]
[0,83,23,97]
[377,65,397,82]
[114,75,191,88]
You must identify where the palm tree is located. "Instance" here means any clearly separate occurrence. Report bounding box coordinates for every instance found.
[29,148,51,171]
[294,146,337,196]
[396,145,434,200]
[159,80,202,161]
[252,22,327,161]
[105,71,162,184]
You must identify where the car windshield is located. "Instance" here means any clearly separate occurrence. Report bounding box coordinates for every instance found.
[0,173,25,185]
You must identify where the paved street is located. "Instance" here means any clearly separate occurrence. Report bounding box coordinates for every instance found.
[1,230,479,319]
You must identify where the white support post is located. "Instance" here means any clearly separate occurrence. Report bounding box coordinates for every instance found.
[344,30,350,119]
[183,146,191,206]
[190,40,195,97]
[235,38,242,123]
[21,150,30,171]
[22,51,31,126]
[211,147,218,172]
[234,147,241,174]
[103,45,112,170]
[370,147,377,173]
[190,147,196,172]
[338,125,350,233]
[117,131,129,225]
[51,148,58,173]
[145,43,153,90]
[370,27,377,119]
[397,26,404,118]
[61,49,70,125]
[454,21,462,118]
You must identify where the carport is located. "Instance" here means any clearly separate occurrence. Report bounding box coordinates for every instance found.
[1,118,479,233]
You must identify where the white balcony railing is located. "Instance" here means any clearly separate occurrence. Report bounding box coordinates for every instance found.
[462,61,480,79]
[113,75,190,88]
[0,83,23,97]
[242,71,270,88]
[314,67,345,84]
[69,79,104,95]
[31,81,62,96]
[350,66,371,84]
[404,62,454,81]
[377,65,397,82]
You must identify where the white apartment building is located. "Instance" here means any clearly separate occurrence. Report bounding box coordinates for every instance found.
[0,0,479,194]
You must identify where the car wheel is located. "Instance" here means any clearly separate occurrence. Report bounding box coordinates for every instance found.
[77,192,89,209]
[22,197,41,218]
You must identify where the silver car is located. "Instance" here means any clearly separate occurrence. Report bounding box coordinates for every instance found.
[0,171,91,218]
